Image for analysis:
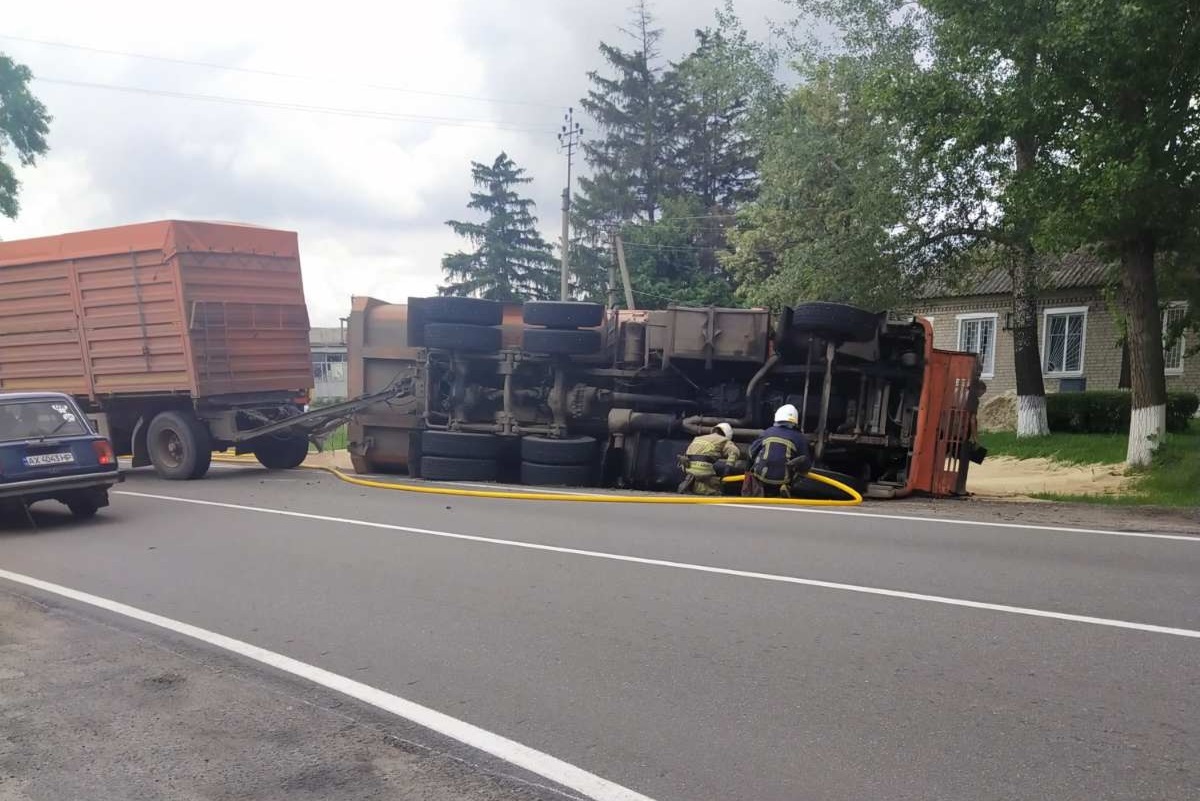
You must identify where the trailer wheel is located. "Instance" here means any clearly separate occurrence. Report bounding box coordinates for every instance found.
[522,301,605,329]
[420,455,498,482]
[520,435,596,465]
[520,461,594,487]
[147,410,212,480]
[421,431,503,459]
[423,296,504,326]
[522,328,601,356]
[788,302,879,343]
[253,434,310,470]
[424,323,502,352]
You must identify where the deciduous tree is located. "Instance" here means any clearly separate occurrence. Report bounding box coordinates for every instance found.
[0,54,51,220]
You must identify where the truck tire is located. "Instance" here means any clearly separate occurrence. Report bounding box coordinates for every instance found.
[421,431,503,459]
[520,435,596,465]
[520,461,594,487]
[420,455,498,482]
[522,301,604,329]
[423,296,503,326]
[253,434,310,470]
[792,468,867,501]
[147,410,212,480]
[522,328,601,356]
[789,302,879,343]
[424,323,502,352]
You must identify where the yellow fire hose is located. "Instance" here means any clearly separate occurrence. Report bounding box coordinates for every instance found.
[212,455,862,506]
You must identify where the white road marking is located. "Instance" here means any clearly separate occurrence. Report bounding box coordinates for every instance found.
[115,490,1200,640]
[732,504,1200,542]
[0,567,654,801]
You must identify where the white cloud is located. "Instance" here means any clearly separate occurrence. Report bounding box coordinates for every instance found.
[0,0,790,324]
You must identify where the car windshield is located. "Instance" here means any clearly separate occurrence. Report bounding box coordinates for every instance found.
[0,400,89,442]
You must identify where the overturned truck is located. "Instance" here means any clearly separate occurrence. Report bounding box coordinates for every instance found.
[347,296,986,498]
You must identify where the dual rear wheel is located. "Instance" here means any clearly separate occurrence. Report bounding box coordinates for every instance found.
[146,410,308,480]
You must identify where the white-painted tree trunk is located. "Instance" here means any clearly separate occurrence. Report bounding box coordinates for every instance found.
[1016,394,1050,437]
[1126,404,1166,467]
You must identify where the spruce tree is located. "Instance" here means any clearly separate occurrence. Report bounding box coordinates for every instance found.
[440,153,556,301]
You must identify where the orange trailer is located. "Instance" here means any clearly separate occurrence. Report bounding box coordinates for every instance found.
[0,220,315,479]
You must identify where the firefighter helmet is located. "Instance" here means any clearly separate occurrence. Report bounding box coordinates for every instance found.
[774,404,799,425]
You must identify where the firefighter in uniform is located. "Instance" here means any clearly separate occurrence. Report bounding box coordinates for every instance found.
[677,422,742,495]
[744,404,812,497]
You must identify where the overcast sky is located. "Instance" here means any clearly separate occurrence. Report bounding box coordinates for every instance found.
[0,0,794,325]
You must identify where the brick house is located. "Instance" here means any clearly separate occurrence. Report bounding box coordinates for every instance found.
[912,256,1197,396]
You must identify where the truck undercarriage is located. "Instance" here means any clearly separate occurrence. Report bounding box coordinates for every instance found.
[349,297,986,498]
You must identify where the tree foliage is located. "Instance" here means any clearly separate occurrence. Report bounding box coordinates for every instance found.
[440,153,556,301]
[577,0,674,226]
[1034,0,1200,461]
[575,2,780,307]
[724,58,919,310]
[0,54,51,220]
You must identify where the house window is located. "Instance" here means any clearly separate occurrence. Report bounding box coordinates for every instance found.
[956,313,997,378]
[1163,303,1187,374]
[312,352,347,383]
[1042,307,1088,376]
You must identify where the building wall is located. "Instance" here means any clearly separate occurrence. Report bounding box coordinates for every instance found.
[310,326,348,401]
[914,290,1198,396]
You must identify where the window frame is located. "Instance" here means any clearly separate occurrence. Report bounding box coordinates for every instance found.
[955,312,998,379]
[1163,302,1187,376]
[1041,305,1089,378]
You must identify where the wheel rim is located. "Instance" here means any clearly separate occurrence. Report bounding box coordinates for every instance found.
[155,428,184,469]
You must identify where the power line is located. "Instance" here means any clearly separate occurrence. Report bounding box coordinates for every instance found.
[34,77,559,133]
[655,213,738,222]
[2,33,561,109]
[620,241,725,252]
[631,287,690,305]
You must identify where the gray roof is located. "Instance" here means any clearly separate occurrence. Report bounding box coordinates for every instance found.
[920,252,1114,298]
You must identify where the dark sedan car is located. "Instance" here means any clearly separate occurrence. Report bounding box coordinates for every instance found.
[0,392,122,519]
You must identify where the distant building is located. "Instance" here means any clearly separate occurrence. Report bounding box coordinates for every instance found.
[310,324,348,401]
[913,255,1196,396]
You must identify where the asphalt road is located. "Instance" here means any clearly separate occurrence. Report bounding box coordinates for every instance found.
[1,465,1197,800]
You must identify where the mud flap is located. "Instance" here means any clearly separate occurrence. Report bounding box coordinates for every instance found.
[130,416,150,468]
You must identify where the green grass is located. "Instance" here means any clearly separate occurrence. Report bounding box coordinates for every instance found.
[978,430,1127,465]
[310,424,349,452]
[1028,420,1200,508]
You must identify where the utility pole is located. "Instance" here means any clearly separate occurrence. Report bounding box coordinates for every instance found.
[557,108,583,301]
[613,231,636,311]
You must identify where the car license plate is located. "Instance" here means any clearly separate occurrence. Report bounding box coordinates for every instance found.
[23,452,75,466]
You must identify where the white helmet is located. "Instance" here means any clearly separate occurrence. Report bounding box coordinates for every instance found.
[774,404,799,425]
[713,422,733,439]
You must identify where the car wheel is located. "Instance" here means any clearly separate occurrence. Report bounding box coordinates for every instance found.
[424,323,502,352]
[67,498,100,519]
[252,434,310,470]
[520,461,594,487]
[788,302,880,343]
[522,301,605,329]
[420,456,499,482]
[421,431,503,459]
[522,328,601,356]
[422,297,504,326]
[147,410,212,480]
[520,435,596,465]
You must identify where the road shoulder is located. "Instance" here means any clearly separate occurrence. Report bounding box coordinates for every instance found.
[0,588,574,801]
